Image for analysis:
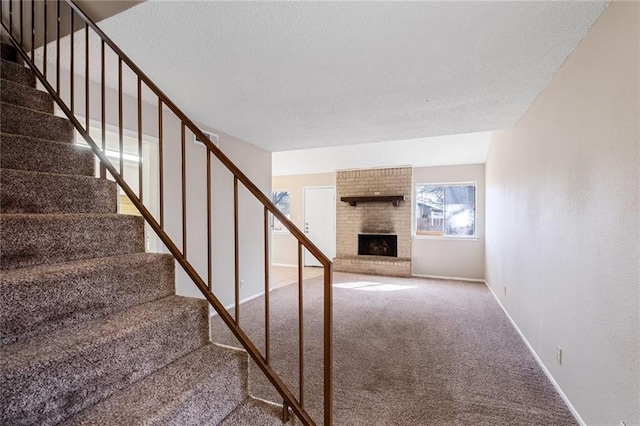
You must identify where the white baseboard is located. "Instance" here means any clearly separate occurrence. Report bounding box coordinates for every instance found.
[271,263,297,268]
[412,273,485,283]
[209,290,266,317]
[484,281,586,426]
[249,396,284,409]
[212,341,246,353]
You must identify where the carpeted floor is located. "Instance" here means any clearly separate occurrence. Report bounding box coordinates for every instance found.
[211,272,576,426]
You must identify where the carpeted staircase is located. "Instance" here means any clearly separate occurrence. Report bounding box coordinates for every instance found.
[0,42,283,425]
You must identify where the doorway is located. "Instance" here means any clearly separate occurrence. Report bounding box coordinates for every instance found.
[303,186,336,267]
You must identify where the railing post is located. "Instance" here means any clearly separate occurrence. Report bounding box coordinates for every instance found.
[264,206,270,364]
[137,76,143,201]
[30,0,34,61]
[9,0,13,38]
[118,57,123,176]
[19,0,23,44]
[84,22,88,131]
[70,6,74,114]
[100,39,105,179]
[181,122,187,257]
[55,0,59,94]
[43,0,46,79]
[298,241,305,408]
[233,175,239,325]
[158,99,164,229]
[207,150,212,292]
[324,262,333,426]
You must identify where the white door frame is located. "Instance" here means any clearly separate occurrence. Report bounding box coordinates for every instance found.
[303,185,336,267]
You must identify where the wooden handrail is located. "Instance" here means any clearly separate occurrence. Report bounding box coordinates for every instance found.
[1,1,333,424]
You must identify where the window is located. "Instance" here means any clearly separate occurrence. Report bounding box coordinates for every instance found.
[271,190,291,232]
[416,184,476,237]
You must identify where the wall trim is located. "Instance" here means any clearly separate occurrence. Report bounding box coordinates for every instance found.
[484,280,586,426]
[210,290,266,317]
[271,263,297,268]
[412,273,485,283]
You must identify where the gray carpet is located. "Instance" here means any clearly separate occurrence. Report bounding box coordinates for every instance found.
[211,272,577,425]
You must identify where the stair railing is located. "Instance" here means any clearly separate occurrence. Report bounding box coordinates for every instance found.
[0,1,332,424]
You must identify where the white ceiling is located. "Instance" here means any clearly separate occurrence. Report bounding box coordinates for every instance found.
[92,0,608,153]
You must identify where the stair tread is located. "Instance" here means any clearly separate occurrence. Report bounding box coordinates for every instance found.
[0,133,95,176]
[0,166,100,180]
[0,212,133,219]
[0,213,144,270]
[1,296,203,367]
[218,398,284,426]
[0,131,83,148]
[1,295,209,425]
[1,101,74,143]
[0,167,117,214]
[0,252,170,281]
[67,344,248,425]
[1,253,175,346]
[0,58,36,88]
[1,77,53,114]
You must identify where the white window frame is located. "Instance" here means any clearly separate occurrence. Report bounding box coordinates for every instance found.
[414,181,477,240]
[271,189,291,234]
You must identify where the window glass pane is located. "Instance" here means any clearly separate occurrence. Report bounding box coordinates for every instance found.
[416,184,476,237]
[272,191,290,231]
[416,185,444,236]
[444,185,475,236]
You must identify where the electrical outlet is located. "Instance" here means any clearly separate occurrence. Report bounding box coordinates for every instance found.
[556,346,563,365]
[240,280,245,289]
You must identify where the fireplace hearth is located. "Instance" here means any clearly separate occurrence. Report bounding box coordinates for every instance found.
[358,234,398,257]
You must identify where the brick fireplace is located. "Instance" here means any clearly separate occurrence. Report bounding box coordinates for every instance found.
[334,167,412,277]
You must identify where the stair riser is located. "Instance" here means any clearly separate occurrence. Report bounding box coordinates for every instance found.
[218,399,284,426]
[0,214,145,270]
[0,169,117,214]
[157,354,248,425]
[1,78,54,114]
[67,345,249,426]
[0,134,95,176]
[0,254,175,347]
[1,300,210,426]
[1,43,18,62]
[1,102,74,143]
[1,59,36,87]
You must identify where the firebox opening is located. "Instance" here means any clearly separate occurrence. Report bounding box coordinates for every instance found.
[358,234,398,257]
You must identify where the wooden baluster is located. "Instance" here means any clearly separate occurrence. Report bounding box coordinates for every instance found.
[181,122,187,257]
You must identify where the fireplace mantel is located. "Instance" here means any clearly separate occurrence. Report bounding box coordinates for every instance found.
[340,195,405,207]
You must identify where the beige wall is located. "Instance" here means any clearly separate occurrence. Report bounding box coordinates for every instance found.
[485,2,639,425]
[412,164,485,280]
[272,173,335,266]
[273,166,485,280]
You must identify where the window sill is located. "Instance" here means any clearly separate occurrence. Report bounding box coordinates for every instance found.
[413,235,478,241]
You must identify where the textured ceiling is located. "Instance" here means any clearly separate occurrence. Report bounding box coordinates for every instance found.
[92,1,606,152]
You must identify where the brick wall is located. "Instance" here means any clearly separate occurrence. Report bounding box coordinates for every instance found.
[335,167,412,276]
